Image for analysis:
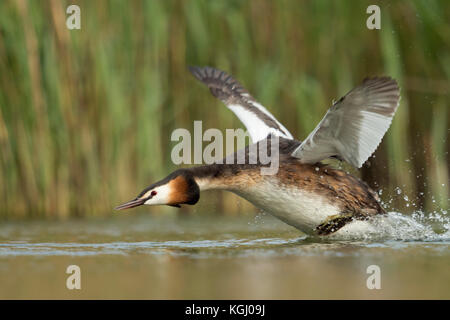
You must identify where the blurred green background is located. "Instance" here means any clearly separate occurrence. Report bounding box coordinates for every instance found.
[0,0,448,219]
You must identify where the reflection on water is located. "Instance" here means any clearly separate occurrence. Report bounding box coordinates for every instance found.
[0,212,449,299]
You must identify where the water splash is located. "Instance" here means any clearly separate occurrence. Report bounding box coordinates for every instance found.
[329,210,450,241]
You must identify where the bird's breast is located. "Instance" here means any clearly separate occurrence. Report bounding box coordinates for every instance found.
[233,179,342,234]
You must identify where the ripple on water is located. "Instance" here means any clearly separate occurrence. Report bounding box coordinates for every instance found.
[0,211,448,258]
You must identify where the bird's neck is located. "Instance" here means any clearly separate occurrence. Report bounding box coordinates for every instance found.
[186,164,258,192]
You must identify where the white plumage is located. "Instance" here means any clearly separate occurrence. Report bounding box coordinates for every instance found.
[228,101,293,143]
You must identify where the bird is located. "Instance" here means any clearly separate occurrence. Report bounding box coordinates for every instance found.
[115,66,400,236]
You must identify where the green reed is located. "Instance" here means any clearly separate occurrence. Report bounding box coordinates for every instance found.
[0,0,448,219]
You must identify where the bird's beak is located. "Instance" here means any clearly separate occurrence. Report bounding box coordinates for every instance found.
[114,197,146,210]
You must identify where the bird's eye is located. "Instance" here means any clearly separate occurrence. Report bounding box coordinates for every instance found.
[151,191,157,196]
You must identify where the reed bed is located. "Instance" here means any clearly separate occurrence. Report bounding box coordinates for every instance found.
[0,0,448,219]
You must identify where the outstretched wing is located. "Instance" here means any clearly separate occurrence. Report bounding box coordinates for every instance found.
[291,77,400,168]
[189,66,293,142]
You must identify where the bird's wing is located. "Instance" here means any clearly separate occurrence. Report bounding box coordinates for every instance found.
[291,77,400,168]
[189,66,293,143]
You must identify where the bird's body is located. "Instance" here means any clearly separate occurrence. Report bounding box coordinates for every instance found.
[183,136,384,235]
[116,66,400,236]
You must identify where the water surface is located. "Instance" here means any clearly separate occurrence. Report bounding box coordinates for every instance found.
[0,212,448,299]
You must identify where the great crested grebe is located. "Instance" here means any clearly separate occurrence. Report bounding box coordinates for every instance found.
[116,66,400,236]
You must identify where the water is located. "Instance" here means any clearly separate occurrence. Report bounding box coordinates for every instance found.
[0,212,448,299]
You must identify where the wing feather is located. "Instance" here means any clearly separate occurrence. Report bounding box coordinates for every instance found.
[291,77,400,168]
[189,66,293,142]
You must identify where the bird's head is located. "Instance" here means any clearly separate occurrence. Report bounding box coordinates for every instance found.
[114,169,200,210]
